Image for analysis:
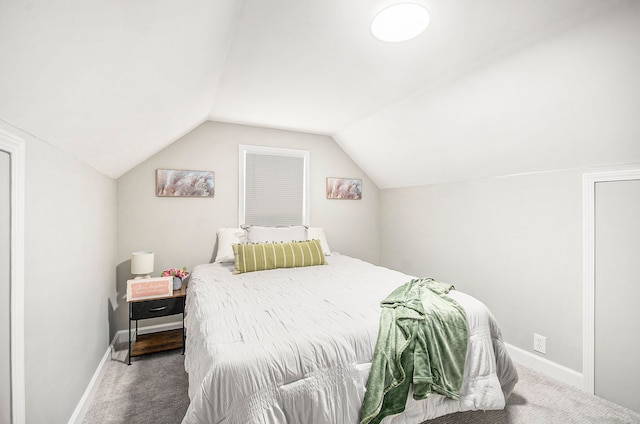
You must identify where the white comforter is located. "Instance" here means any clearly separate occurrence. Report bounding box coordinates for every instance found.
[182,254,517,424]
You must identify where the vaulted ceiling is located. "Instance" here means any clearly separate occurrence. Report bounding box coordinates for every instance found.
[1,0,639,187]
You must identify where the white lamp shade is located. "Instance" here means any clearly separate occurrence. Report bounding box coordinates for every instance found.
[131,251,154,275]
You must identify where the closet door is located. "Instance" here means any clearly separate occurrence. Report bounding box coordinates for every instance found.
[594,179,640,413]
[0,150,10,424]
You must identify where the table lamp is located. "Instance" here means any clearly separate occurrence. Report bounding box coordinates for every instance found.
[131,251,154,279]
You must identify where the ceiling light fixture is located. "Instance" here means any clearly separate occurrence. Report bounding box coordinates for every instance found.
[371,3,430,43]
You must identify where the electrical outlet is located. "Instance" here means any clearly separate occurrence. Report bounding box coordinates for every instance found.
[534,333,546,354]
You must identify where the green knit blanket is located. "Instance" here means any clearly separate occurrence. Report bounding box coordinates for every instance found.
[360,278,468,424]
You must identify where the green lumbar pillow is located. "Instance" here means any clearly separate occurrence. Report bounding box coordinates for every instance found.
[232,239,327,274]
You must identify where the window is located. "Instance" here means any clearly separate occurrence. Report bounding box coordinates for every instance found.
[239,145,310,226]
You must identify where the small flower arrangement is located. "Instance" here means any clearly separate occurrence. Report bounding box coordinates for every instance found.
[162,266,189,279]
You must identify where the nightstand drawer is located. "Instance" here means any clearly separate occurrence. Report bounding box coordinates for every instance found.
[130,297,184,320]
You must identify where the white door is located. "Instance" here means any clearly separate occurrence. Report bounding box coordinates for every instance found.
[594,179,640,413]
[0,150,10,424]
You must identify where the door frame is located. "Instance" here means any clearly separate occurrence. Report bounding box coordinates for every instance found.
[583,168,640,394]
[0,128,25,424]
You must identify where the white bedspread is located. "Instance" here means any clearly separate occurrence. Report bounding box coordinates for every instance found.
[182,254,517,424]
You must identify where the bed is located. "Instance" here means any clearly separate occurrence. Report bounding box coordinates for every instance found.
[182,238,517,423]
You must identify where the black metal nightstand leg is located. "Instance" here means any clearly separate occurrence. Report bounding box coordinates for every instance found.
[182,312,185,355]
[128,304,132,365]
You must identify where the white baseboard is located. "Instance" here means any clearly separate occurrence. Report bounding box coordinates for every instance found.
[505,342,584,390]
[67,340,113,424]
[67,321,183,424]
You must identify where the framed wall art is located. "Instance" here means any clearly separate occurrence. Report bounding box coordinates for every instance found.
[326,177,362,200]
[156,169,214,197]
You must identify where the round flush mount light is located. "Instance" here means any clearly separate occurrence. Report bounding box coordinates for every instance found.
[371,3,430,43]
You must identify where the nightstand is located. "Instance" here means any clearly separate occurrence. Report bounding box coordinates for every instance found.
[127,280,187,365]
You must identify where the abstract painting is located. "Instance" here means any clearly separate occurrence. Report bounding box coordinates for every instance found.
[326,177,362,200]
[156,169,215,197]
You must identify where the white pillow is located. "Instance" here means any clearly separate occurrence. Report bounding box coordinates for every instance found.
[307,227,331,256]
[243,225,308,244]
[214,228,245,263]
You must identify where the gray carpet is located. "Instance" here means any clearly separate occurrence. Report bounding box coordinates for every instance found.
[428,365,640,424]
[83,344,640,423]
[82,344,189,424]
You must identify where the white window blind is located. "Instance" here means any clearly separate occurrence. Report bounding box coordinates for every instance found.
[239,145,310,226]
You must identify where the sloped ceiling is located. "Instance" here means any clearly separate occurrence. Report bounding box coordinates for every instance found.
[1,0,639,186]
[0,0,240,177]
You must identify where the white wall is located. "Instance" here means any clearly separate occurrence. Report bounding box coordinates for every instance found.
[116,121,380,334]
[380,169,583,370]
[0,121,118,423]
